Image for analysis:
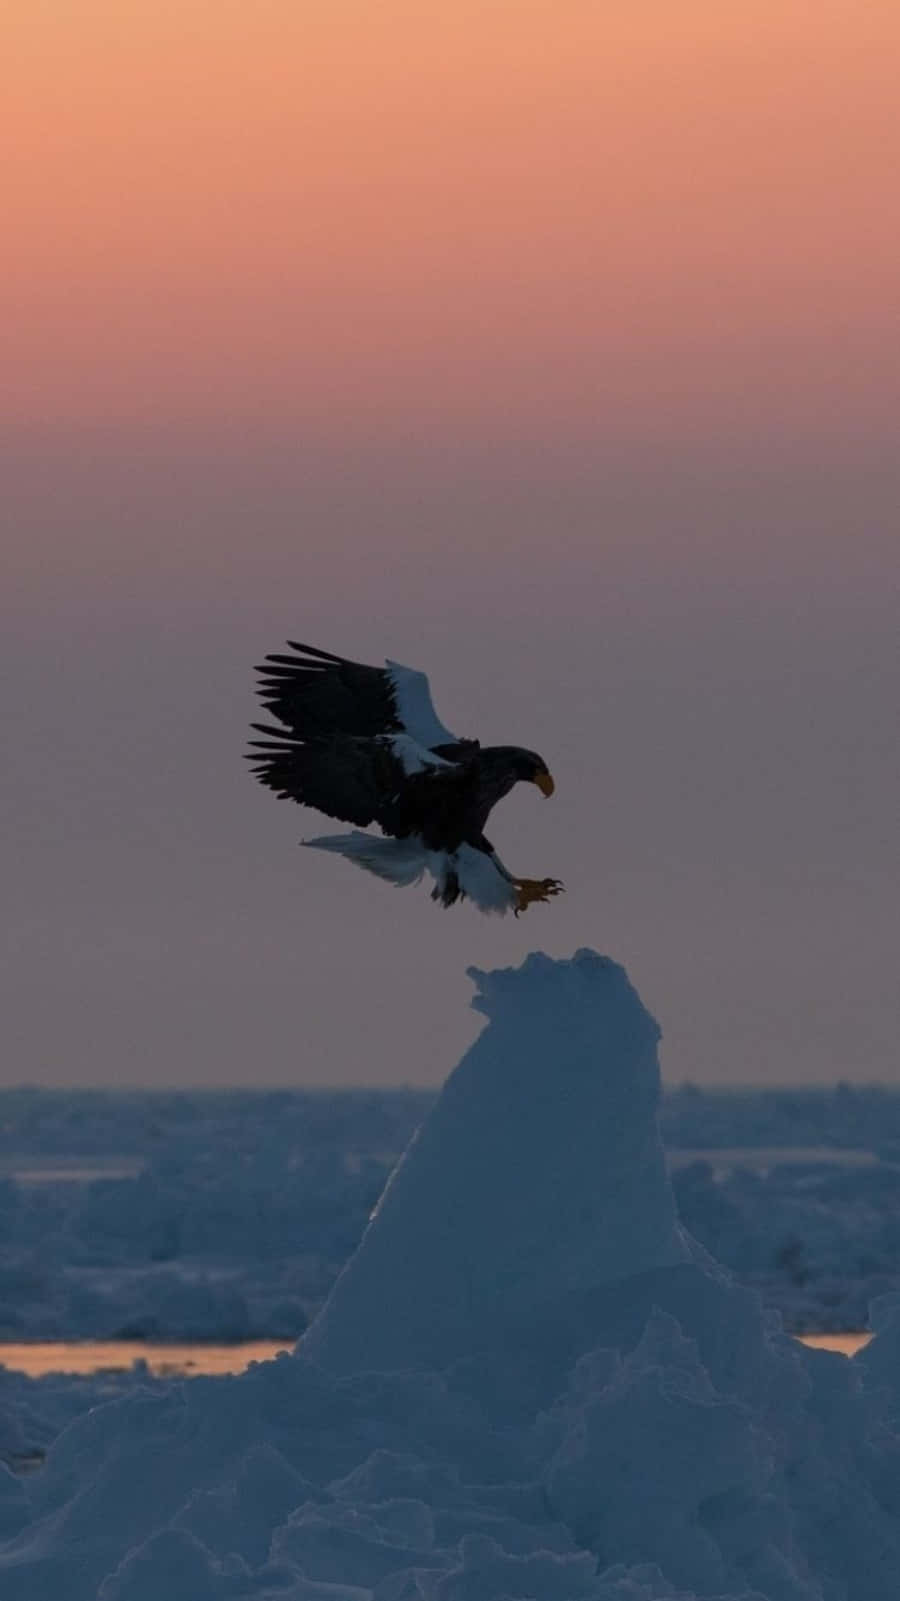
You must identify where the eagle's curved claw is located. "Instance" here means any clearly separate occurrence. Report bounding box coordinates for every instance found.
[513,876,565,915]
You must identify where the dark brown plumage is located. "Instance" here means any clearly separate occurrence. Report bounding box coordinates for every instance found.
[247,642,562,914]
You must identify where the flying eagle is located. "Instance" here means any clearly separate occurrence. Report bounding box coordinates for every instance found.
[246,641,563,915]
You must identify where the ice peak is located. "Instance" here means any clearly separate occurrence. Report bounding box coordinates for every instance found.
[303,949,687,1376]
[467,947,660,1026]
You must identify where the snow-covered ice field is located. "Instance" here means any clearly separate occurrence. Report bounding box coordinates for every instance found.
[1,1075,897,1346]
[2,950,900,1599]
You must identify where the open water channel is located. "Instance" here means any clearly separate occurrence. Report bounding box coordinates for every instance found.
[0,1332,872,1378]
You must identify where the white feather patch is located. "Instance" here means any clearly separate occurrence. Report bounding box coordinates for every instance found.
[303,832,517,914]
[386,734,453,776]
[303,832,428,887]
[385,661,458,750]
[454,844,518,914]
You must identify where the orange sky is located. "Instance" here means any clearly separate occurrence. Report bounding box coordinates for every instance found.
[5,0,899,442]
[3,6,899,1091]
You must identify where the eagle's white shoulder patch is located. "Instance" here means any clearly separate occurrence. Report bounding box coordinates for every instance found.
[385,661,458,750]
[386,734,454,776]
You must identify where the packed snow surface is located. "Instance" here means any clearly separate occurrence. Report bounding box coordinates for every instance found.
[3,949,900,1601]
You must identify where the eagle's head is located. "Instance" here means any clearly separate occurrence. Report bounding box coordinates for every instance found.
[480,745,555,800]
[511,748,555,797]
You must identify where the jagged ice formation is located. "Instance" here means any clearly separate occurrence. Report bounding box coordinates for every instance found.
[2,949,900,1601]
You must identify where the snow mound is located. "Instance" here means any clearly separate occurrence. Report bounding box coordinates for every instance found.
[2,950,900,1601]
[304,950,689,1374]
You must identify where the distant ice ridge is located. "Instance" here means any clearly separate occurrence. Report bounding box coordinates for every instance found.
[3,1082,900,1343]
[3,949,900,1601]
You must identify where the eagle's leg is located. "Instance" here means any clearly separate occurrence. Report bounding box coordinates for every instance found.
[513,876,565,915]
[431,867,462,908]
[481,844,563,914]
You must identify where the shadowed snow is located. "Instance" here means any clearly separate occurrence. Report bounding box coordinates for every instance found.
[2,952,900,1601]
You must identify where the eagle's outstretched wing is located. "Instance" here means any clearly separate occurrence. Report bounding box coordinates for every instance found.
[252,641,473,757]
[246,642,475,829]
[246,639,562,914]
[245,726,401,825]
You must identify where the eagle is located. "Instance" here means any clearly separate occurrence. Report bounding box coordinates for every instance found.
[246,641,563,915]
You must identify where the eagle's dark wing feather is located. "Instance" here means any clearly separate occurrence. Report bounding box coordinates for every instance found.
[245,724,403,827]
[245,720,475,837]
[255,643,398,741]
[253,640,476,758]
[247,642,484,835]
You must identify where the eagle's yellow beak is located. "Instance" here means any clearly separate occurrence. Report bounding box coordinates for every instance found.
[533,771,555,797]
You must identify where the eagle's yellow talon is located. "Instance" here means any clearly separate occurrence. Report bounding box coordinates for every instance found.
[513,876,565,914]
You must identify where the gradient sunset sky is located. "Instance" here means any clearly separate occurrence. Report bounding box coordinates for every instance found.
[4,1,898,1087]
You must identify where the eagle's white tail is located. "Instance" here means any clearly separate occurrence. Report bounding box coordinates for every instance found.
[302,831,519,914]
[302,831,428,888]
